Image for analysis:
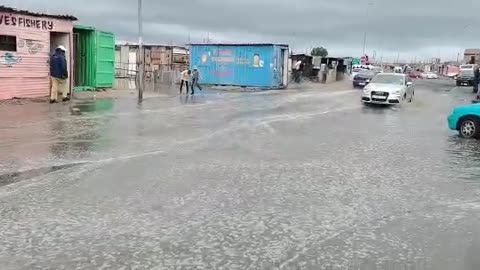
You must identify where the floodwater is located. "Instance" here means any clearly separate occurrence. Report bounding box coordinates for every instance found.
[1,79,480,269]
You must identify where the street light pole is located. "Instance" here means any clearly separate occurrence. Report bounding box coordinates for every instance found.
[362,2,374,56]
[138,0,144,102]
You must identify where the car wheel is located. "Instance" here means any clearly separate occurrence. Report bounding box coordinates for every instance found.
[456,81,461,86]
[408,91,414,102]
[459,117,480,139]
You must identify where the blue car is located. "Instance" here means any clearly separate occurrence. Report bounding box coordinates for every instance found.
[448,103,480,138]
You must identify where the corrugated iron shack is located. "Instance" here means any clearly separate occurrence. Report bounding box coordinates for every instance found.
[115,44,189,77]
[189,43,289,89]
[291,53,316,79]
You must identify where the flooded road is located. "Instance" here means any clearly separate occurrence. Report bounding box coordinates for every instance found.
[1,79,480,269]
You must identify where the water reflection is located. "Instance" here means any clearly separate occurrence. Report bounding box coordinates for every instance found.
[361,104,400,114]
[446,136,480,183]
[0,98,112,174]
[71,99,114,114]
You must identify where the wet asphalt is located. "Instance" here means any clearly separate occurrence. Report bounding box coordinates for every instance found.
[1,79,480,270]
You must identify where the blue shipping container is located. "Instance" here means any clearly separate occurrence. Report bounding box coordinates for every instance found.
[189,43,289,89]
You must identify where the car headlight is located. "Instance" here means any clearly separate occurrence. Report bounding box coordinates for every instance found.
[392,90,401,95]
[363,89,371,94]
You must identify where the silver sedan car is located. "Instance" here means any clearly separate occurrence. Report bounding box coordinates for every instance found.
[361,73,415,105]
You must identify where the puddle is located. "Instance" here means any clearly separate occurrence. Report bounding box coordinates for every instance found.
[71,99,114,114]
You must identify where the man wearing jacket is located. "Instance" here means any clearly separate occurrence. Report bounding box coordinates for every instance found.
[50,45,69,103]
[474,66,480,97]
[191,67,202,94]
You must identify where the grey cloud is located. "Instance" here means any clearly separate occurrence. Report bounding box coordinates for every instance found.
[5,0,480,60]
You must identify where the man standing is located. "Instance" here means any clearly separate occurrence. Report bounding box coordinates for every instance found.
[293,60,302,82]
[298,61,305,82]
[180,69,191,94]
[191,67,202,94]
[49,45,69,103]
[474,66,480,97]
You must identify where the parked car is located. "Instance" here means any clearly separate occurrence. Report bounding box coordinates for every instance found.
[353,70,378,88]
[408,72,421,79]
[361,73,414,105]
[421,72,438,79]
[448,103,480,138]
[456,69,475,86]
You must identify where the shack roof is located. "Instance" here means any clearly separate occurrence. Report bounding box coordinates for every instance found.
[116,43,188,50]
[464,49,480,55]
[189,43,288,47]
[0,6,77,21]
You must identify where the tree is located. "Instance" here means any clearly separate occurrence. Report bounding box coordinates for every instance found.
[311,47,328,57]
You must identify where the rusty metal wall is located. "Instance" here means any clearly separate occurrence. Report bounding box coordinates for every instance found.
[151,46,172,70]
[114,45,189,88]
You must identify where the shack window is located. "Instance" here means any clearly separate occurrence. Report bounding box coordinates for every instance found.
[0,35,17,52]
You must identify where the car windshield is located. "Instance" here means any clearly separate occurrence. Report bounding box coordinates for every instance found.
[460,70,474,76]
[357,70,372,76]
[370,74,404,85]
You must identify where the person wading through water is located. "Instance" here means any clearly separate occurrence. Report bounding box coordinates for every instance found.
[49,45,69,103]
[180,69,191,94]
[474,66,480,99]
[191,67,202,94]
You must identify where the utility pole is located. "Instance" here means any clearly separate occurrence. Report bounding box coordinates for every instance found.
[137,0,144,102]
[362,2,374,56]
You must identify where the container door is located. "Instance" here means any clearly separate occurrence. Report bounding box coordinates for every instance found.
[95,31,115,88]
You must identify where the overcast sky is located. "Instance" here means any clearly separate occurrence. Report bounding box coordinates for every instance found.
[4,0,480,62]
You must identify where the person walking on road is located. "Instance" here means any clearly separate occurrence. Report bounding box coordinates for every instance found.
[298,61,305,82]
[474,66,480,97]
[191,67,202,94]
[180,69,191,94]
[49,45,69,103]
[293,60,302,83]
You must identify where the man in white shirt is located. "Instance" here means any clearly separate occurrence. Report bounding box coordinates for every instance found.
[293,60,302,70]
[180,69,191,94]
[293,60,302,82]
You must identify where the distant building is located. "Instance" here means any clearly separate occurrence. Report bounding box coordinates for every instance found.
[463,49,480,64]
[115,44,189,77]
[114,44,189,89]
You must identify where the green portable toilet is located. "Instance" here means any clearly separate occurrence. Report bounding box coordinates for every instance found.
[73,25,115,91]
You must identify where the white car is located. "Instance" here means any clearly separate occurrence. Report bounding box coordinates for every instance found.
[421,72,438,79]
[361,73,414,105]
